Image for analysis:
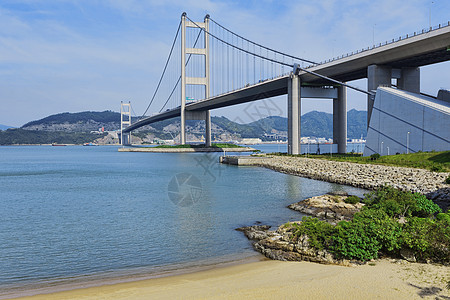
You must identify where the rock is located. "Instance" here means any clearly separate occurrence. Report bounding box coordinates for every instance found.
[288,194,364,224]
[250,156,450,208]
[236,225,270,240]
[237,222,355,266]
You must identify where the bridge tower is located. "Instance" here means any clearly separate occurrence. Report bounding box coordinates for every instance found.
[180,13,211,146]
[120,101,132,145]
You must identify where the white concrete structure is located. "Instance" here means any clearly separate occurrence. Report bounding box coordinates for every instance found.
[364,87,450,156]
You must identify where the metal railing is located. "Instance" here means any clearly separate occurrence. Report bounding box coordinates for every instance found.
[308,21,450,68]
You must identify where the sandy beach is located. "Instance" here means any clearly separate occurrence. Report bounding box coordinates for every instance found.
[11,259,449,300]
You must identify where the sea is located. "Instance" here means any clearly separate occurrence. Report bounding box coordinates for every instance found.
[0,144,367,298]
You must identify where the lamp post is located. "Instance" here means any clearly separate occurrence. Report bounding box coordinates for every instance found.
[429,1,434,29]
[381,141,384,155]
[406,131,410,154]
[387,146,390,156]
[360,134,363,155]
[372,24,376,47]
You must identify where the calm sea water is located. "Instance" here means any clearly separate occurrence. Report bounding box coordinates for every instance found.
[0,145,366,296]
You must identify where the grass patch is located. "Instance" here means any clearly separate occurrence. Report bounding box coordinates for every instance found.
[270,151,450,172]
[155,143,244,149]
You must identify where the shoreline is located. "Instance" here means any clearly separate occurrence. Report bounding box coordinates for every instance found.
[118,146,255,153]
[8,259,449,299]
[222,155,450,210]
[1,255,264,299]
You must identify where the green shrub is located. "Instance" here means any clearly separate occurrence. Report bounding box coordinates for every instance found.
[329,209,402,260]
[330,219,381,260]
[412,193,442,217]
[344,195,360,204]
[363,186,416,217]
[362,186,441,218]
[370,153,381,160]
[291,217,336,250]
[436,212,450,225]
[400,217,450,263]
[446,175,450,184]
[430,165,446,172]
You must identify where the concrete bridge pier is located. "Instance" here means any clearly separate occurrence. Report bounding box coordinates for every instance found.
[367,65,391,127]
[397,67,420,93]
[367,65,420,127]
[205,110,212,147]
[333,85,347,154]
[288,73,301,155]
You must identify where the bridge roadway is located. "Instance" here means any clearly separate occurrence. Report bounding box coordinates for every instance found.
[123,24,450,133]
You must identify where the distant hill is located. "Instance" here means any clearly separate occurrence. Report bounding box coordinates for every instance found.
[239,109,366,139]
[4,109,367,145]
[21,111,127,132]
[0,129,106,145]
[0,124,14,130]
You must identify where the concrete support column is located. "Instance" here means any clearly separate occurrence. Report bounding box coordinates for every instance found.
[205,111,211,147]
[333,85,347,154]
[288,74,301,155]
[367,65,391,128]
[398,67,420,94]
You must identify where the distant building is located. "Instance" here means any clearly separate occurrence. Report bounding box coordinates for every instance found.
[240,138,262,145]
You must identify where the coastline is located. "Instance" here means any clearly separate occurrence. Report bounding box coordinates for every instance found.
[1,255,264,299]
[222,155,450,210]
[118,146,255,153]
[9,259,449,300]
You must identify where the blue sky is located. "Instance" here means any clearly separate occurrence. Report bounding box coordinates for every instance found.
[1,0,449,126]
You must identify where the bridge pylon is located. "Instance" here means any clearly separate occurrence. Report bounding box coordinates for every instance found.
[180,13,211,146]
[120,101,132,145]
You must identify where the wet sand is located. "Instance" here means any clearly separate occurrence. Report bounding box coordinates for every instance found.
[12,259,449,300]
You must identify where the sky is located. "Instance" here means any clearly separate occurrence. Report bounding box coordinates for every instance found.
[1,0,449,127]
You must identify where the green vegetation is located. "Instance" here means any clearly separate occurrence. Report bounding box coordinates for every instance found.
[22,110,122,128]
[289,186,448,263]
[0,129,106,145]
[344,195,361,204]
[154,143,244,149]
[271,151,450,172]
[369,153,381,160]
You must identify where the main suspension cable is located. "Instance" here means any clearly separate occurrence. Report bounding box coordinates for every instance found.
[209,17,318,65]
[159,27,204,112]
[139,21,182,120]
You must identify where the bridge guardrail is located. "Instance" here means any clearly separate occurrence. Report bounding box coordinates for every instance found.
[308,21,450,68]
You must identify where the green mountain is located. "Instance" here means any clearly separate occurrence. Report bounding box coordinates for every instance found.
[21,111,129,132]
[22,111,121,127]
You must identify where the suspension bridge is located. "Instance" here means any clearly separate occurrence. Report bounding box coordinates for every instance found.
[120,13,450,154]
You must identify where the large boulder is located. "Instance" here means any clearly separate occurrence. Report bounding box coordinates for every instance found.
[237,222,353,266]
[288,193,364,224]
